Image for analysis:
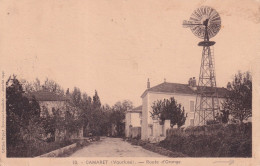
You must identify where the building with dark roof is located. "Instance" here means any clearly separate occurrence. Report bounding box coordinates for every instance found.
[25,90,68,101]
[140,78,228,141]
[25,90,68,117]
[25,90,83,141]
[141,82,228,98]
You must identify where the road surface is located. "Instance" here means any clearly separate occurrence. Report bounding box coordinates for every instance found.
[70,137,166,157]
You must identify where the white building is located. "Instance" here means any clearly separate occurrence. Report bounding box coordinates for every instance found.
[125,106,142,138]
[141,78,228,141]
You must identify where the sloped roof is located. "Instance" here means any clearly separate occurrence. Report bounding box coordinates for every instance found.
[127,105,142,113]
[25,90,67,101]
[141,82,228,98]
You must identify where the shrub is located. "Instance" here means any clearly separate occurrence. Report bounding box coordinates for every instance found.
[7,140,74,157]
[206,120,219,125]
[159,123,252,157]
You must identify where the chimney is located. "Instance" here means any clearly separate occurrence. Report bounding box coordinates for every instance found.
[188,77,192,86]
[192,77,196,87]
[188,77,197,91]
[227,82,232,90]
[147,78,150,89]
[164,78,166,83]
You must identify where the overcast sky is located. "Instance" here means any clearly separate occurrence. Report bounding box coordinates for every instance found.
[1,0,260,106]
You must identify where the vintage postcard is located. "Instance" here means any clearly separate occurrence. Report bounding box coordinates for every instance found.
[0,0,260,165]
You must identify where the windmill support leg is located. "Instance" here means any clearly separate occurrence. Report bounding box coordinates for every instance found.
[194,44,220,126]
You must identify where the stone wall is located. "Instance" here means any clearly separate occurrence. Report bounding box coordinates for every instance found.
[36,143,77,157]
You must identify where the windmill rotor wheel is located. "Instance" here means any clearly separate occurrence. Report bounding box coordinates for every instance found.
[189,6,221,39]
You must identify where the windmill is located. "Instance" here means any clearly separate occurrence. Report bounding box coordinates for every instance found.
[183,6,221,125]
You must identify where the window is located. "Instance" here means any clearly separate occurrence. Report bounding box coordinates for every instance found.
[190,101,195,112]
[190,119,194,126]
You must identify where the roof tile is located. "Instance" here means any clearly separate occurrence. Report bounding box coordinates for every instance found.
[25,90,67,101]
[128,105,142,113]
[141,82,228,98]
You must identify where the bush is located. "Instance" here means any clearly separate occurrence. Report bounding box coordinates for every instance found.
[7,140,74,157]
[206,120,219,125]
[127,138,187,157]
[159,123,252,157]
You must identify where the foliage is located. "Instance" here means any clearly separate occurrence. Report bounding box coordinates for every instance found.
[220,109,230,123]
[223,71,252,123]
[6,75,46,157]
[206,119,219,125]
[207,109,230,125]
[92,90,101,109]
[21,78,64,96]
[7,74,134,157]
[109,100,133,137]
[151,97,187,128]
[160,123,252,157]
[41,106,56,142]
[66,87,133,137]
[128,138,188,157]
[7,139,73,157]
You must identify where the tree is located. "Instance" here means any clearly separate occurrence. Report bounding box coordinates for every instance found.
[21,78,64,96]
[41,106,56,142]
[6,75,30,146]
[92,90,101,109]
[220,109,230,124]
[30,96,41,118]
[151,97,187,128]
[108,100,133,137]
[6,75,45,156]
[71,87,82,107]
[99,104,112,135]
[43,78,64,95]
[66,88,70,96]
[222,71,252,123]
[81,93,92,136]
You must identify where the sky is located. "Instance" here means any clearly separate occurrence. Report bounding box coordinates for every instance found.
[1,0,260,107]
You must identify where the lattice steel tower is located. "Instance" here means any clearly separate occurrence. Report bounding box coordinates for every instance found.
[183,6,221,125]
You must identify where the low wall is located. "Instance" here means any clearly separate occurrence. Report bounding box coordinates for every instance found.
[129,127,141,139]
[36,143,77,157]
[37,137,100,157]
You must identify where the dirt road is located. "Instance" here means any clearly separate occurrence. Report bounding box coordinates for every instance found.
[70,137,166,157]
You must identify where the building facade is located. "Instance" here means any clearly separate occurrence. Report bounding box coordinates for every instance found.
[141,78,228,141]
[125,106,142,138]
[25,90,83,141]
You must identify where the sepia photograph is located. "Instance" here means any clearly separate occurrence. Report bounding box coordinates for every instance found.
[0,0,259,165]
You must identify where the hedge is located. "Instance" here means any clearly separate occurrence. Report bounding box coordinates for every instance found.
[127,138,188,157]
[7,140,74,157]
[160,122,252,157]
